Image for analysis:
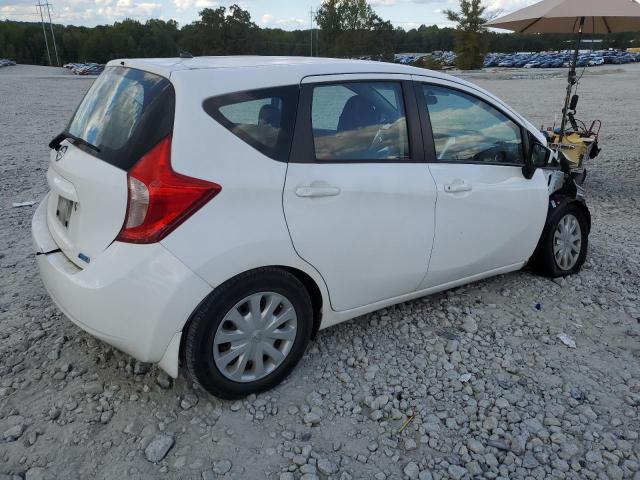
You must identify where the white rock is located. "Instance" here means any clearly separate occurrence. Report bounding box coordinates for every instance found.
[3,424,24,441]
[144,434,174,463]
[212,460,232,474]
[403,461,420,480]
[462,316,478,333]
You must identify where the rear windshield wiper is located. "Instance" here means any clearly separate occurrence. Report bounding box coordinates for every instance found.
[49,131,101,154]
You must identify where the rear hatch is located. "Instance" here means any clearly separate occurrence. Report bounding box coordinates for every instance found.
[47,66,175,268]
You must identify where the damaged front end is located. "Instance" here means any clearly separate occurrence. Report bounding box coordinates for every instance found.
[543,149,585,200]
[540,149,591,236]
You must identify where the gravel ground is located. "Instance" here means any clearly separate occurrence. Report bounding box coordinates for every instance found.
[1,63,639,480]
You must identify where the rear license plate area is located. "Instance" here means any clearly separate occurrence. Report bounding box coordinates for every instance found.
[56,196,75,229]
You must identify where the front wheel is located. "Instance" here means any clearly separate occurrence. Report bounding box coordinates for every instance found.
[530,203,589,277]
[184,268,313,399]
[571,169,587,185]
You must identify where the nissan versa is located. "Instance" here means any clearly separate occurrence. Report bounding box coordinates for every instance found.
[32,56,590,399]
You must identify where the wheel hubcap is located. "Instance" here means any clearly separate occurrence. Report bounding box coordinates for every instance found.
[213,292,297,383]
[553,214,582,271]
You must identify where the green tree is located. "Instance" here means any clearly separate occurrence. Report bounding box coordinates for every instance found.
[180,5,256,55]
[224,4,258,54]
[445,0,487,70]
[141,19,179,57]
[315,0,393,59]
[0,16,637,67]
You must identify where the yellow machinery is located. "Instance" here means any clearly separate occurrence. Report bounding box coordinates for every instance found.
[542,92,601,185]
[548,130,598,170]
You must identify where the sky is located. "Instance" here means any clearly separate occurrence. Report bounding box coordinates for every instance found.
[0,0,536,30]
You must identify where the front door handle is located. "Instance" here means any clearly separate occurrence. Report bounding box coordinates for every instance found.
[444,180,472,193]
[295,186,341,198]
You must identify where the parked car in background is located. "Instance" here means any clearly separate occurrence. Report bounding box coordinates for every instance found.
[63,62,105,75]
[77,64,105,75]
[467,49,635,70]
[395,51,457,68]
[33,57,591,398]
[0,58,16,67]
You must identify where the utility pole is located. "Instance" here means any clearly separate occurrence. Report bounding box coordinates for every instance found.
[44,1,60,66]
[36,0,52,66]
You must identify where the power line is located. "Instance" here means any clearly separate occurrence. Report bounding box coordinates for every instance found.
[0,12,43,16]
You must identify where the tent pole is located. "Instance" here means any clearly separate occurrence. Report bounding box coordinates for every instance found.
[560,16,585,141]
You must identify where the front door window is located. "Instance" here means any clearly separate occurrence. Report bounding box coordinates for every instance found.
[422,84,524,165]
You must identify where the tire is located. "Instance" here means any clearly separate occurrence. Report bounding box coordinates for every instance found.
[530,203,589,278]
[184,268,313,399]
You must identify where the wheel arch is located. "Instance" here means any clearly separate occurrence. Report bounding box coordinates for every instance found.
[278,265,324,339]
[178,264,325,366]
[528,193,591,272]
[549,194,591,233]
[569,198,591,233]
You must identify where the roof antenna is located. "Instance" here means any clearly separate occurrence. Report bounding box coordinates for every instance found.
[179,51,193,59]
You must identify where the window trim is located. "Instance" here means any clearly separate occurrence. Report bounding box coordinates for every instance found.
[289,79,424,164]
[202,85,300,163]
[415,80,530,167]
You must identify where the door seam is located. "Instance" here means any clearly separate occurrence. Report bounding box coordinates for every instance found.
[417,163,439,290]
[280,162,336,312]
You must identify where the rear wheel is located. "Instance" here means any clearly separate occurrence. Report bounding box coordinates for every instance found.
[184,268,312,399]
[531,203,589,277]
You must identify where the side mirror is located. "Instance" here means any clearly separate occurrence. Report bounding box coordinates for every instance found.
[425,94,438,105]
[522,142,550,179]
[531,143,550,168]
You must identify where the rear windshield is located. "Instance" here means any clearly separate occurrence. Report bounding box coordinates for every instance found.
[67,66,175,170]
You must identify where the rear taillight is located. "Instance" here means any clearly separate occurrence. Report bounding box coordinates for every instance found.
[116,135,221,244]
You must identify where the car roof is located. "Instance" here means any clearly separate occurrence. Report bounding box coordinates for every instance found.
[105,55,545,144]
[107,55,456,80]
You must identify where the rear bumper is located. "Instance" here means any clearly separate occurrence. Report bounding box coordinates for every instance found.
[32,195,211,370]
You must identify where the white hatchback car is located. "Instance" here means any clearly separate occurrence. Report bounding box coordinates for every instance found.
[33,56,590,398]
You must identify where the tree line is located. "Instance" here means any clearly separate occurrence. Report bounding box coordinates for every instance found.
[0,1,638,67]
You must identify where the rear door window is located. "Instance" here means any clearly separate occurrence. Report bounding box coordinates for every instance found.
[310,82,410,161]
[66,66,175,170]
[203,86,299,162]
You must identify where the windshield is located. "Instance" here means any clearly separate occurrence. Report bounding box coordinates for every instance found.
[66,66,175,170]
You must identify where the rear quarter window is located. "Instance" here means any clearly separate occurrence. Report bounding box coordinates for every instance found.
[66,66,175,171]
[202,85,299,162]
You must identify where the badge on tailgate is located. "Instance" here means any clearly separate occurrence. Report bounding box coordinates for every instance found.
[56,196,75,229]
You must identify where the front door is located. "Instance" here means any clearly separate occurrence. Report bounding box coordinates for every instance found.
[283,75,437,312]
[414,79,548,289]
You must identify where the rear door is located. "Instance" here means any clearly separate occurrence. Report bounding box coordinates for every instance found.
[414,78,548,289]
[46,66,174,268]
[283,74,437,312]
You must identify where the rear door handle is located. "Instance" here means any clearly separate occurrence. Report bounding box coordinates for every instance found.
[444,180,472,193]
[295,186,341,198]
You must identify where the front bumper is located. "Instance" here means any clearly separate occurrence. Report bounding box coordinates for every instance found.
[32,195,211,374]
